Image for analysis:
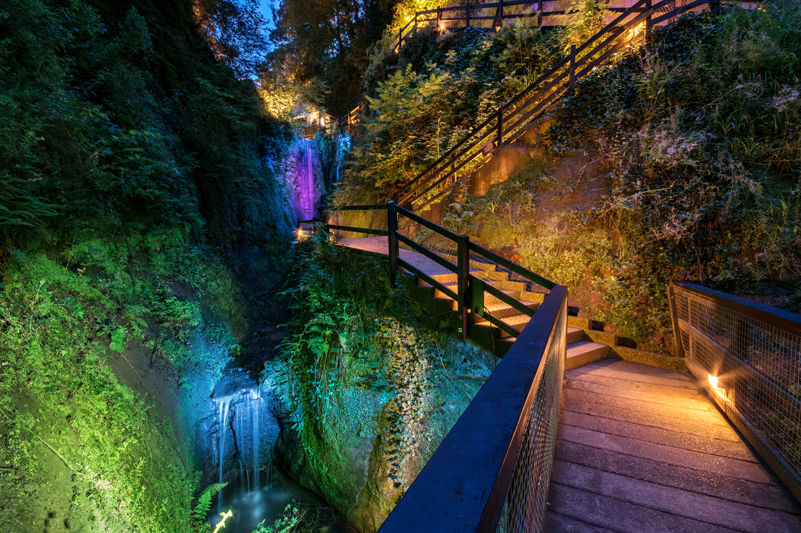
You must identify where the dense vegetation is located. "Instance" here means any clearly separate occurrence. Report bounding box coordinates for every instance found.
[273,233,495,531]
[337,1,801,349]
[0,0,293,530]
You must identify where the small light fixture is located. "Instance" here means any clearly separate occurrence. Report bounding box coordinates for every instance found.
[708,374,718,388]
[440,23,446,32]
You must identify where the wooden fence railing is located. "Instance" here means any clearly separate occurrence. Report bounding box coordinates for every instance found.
[396,0,760,213]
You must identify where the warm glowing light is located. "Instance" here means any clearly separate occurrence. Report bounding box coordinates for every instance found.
[629,22,646,37]
[708,374,718,388]
[214,510,233,532]
[440,24,446,32]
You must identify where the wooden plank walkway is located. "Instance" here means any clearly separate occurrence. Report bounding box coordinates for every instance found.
[545,359,801,532]
[339,236,453,275]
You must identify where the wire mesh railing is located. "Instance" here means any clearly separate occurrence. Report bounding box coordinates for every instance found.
[670,282,801,503]
[378,286,568,533]
[495,299,565,533]
[325,203,567,530]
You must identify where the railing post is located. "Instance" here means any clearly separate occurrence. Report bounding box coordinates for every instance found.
[437,8,441,30]
[398,27,402,52]
[569,45,576,88]
[466,2,471,28]
[667,284,685,358]
[498,0,503,27]
[537,1,542,27]
[496,107,504,149]
[712,0,721,16]
[388,201,399,288]
[645,0,652,41]
[457,234,470,340]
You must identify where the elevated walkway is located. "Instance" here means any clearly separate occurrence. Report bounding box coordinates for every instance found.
[338,235,801,532]
[547,359,801,532]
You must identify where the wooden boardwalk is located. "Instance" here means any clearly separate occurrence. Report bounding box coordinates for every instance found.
[339,237,801,531]
[545,359,801,532]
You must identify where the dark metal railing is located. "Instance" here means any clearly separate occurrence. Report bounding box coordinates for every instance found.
[379,285,567,533]
[397,0,761,213]
[324,203,568,530]
[669,282,801,502]
[326,202,556,342]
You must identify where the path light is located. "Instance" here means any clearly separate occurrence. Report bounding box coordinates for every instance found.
[213,510,233,532]
[440,23,446,32]
[708,374,726,397]
[628,21,645,37]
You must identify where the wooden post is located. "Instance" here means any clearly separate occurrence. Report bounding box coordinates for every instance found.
[388,201,399,288]
[496,107,504,149]
[457,234,470,340]
[537,1,542,27]
[712,0,721,16]
[437,8,441,30]
[645,0,652,41]
[497,0,503,28]
[414,14,417,32]
[569,45,576,88]
[466,2,470,28]
[398,27,402,52]
[668,284,685,358]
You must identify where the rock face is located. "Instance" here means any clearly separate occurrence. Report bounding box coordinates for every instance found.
[197,369,280,499]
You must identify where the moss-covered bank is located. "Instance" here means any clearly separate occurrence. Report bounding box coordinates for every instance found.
[269,235,496,533]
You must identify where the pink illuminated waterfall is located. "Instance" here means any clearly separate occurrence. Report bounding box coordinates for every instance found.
[298,138,316,220]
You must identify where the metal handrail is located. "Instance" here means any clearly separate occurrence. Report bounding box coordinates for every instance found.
[670,281,801,503]
[379,285,568,532]
[398,0,760,211]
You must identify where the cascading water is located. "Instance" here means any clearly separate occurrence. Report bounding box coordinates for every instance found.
[202,369,324,532]
[213,388,264,512]
[298,138,316,221]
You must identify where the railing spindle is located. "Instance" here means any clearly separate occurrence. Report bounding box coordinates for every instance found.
[388,201,399,287]
[457,234,470,340]
[569,45,576,88]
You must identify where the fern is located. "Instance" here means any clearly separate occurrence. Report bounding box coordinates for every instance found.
[192,483,227,522]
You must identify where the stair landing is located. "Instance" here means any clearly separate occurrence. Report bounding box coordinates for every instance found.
[545,359,801,532]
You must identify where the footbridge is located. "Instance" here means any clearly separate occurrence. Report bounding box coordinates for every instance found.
[302,203,801,532]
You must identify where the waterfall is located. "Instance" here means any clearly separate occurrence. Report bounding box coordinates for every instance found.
[252,389,260,491]
[299,138,316,221]
[212,386,266,512]
[217,397,232,512]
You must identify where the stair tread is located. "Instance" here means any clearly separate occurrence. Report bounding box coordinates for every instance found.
[567,340,607,357]
[474,314,531,328]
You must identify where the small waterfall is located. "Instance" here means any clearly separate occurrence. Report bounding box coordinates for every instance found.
[217,398,232,512]
[211,385,266,512]
[252,390,260,491]
[299,138,316,221]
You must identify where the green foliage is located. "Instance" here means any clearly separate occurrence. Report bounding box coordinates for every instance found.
[0,236,249,530]
[192,482,227,522]
[0,0,291,254]
[271,231,495,528]
[342,4,607,204]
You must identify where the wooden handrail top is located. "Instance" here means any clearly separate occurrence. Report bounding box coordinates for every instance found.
[673,281,801,337]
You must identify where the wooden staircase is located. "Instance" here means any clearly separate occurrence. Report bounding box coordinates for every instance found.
[407,258,608,369]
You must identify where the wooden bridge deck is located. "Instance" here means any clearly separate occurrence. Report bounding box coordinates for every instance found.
[545,359,801,532]
[338,237,801,531]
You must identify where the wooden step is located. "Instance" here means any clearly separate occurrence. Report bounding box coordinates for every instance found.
[565,341,608,370]
[566,326,585,344]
